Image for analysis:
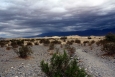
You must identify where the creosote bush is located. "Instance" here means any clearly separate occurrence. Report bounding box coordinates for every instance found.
[41,51,89,77]
[83,41,89,46]
[27,42,33,46]
[101,33,115,55]
[48,43,55,50]
[75,39,81,44]
[102,42,115,55]
[13,46,33,58]
[105,33,115,42]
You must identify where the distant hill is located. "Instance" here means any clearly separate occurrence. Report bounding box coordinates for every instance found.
[25,28,115,38]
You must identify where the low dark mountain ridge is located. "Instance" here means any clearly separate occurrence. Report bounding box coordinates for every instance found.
[25,28,115,38]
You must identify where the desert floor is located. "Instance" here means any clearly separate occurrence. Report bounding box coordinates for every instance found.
[0,43,115,77]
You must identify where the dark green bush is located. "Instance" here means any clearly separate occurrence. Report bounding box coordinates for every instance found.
[41,51,89,77]
[14,46,33,58]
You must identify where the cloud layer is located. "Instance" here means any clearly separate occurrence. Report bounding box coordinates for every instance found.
[0,0,115,37]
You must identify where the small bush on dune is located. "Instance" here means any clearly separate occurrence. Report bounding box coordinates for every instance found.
[75,39,81,44]
[88,40,95,46]
[83,41,89,46]
[27,42,33,46]
[66,41,74,45]
[51,40,61,44]
[41,51,89,77]
[34,42,39,45]
[88,36,92,39]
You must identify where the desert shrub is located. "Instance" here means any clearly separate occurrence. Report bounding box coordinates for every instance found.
[31,39,35,42]
[64,44,76,57]
[27,42,33,46]
[40,39,50,46]
[75,39,81,44]
[66,41,73,45]
[11,41,18,48]
[34,42,39,45]
[60,36,67,42]
[51,40,61,44]
[102,42,115,55]
[68,47,76,57]
[13,46,33,58]
[49,43,55,50]
[88,36,92,39]
[105,33,115,42]
[43,39,50,46]
[96,40,105,46]
[60,36,67,40]
[17,40,24,46]
[89,40,95,46]
[83,41,89,46]
[0,42,6,47]
[6,46,11,50]
[41,51,89,77]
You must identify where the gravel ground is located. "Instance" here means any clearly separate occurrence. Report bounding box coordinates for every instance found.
[0,44,115,77]
[75,44,115,77]
[0,45,51,77]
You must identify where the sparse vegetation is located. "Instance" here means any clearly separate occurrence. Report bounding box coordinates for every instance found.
[88,36,92,39]
[83,41,89,46]
[11,41,18,48]
[13,46,33,58]
[27,42,33,46]
[41,51,89,77]
[75,39,81,44]
[48,43,55,50]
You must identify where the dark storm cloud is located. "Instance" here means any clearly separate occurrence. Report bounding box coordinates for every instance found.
[0,0,115,37]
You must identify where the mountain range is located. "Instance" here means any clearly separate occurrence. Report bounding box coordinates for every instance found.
[25,28,115,38]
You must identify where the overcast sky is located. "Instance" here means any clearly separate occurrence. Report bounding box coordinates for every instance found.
[0,0,115,38]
